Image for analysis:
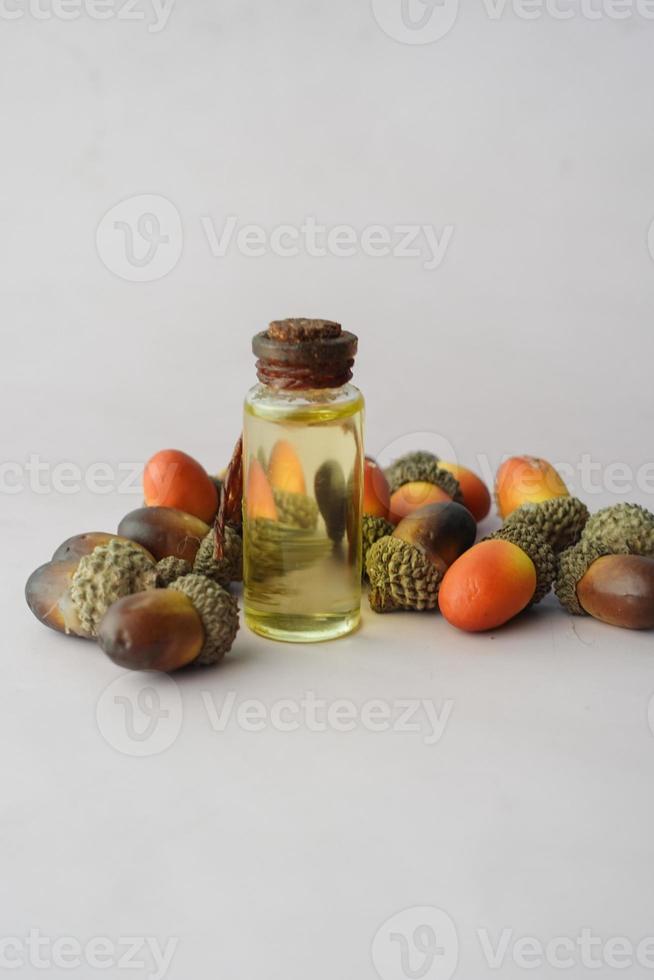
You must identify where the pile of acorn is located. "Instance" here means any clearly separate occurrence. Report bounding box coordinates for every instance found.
[25,447,654,673]
[363,452,654,630]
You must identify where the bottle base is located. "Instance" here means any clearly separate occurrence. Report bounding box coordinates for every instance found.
[244,610,361,644]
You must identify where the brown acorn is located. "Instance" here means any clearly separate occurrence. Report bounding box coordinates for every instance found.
[117,506,210,563]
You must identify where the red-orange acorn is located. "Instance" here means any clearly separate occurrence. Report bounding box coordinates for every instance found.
[143,449,219,524]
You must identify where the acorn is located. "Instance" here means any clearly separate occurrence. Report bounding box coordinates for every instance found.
[556,539,654,629]
[363,457,391,519]
[366,501,476,613]
[437,461,491,522]
[503,496,589,553]
[581,503,654,556]
[384,451,463,524]
[25,559,90,637]
[314,460,347,543]
[193,527,243,585]
[272,489,319,530]
[117,506,210,563]
[97,573,240,671]
[495,455,569,519]
[52,532,133,563]
[362,514,394,579]
[69,539,159,637]
[266,440,319,531]
[439,524,556,632]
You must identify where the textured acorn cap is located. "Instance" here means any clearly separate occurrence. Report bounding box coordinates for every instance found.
[366,536,444,613]
[156,556,193,587]
[272,489,319,531]
[170,574,239,666]
[582,503,654,556]
[247,518,331,581]
[193,527,243,585]
[555,540,625,615]
[384,452,462,503]
[70,539,158,637]
[503,496,589,553]
[487,524,556,605]
[362,515,395,580]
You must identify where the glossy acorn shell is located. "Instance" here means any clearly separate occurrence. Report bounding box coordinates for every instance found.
[97,589,205,671]
[25,560,90,637]
[117,507,210,563]
[392,501,476,569]
[577,554,654,630]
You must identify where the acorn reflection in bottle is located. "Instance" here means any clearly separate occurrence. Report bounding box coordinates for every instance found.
[242,318,364,642]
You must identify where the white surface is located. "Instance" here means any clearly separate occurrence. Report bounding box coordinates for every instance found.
[3,1,654,978]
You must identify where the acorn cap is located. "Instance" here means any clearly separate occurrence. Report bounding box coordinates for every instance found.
[582,503,654,556]
[555,540,625,615]
[362,515,395,580]
[272,489,319,530]
[193,527,243,585]
[503,496,590,553]
[487,524,556,605]
[384,452,462,503]
[247,518,331,581]
[170,574,239,666]
[70,539,158,637]
[156,556,193,587]
[366,535,445,613]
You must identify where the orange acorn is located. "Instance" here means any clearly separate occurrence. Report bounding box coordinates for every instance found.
[388,482,452,524]
[268,440,306,495]
[438,524,556,632]
[143,449,218,524]
[363,457,391,518]
[246,458,278,521]
[438,462,491,522]
[495,455,568,519]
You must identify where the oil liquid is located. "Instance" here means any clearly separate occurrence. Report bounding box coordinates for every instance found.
[243,384,364,642]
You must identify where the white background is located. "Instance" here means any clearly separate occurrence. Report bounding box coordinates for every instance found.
[3,0,654,977]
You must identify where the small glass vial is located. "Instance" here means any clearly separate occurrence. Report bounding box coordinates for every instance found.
[243,318,364,642]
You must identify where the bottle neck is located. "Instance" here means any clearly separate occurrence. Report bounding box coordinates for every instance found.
[254,358,354,390]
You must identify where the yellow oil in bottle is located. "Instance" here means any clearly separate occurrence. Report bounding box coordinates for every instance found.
[243,385,364,642]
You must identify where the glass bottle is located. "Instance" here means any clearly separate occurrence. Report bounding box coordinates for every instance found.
[242,318,364,642]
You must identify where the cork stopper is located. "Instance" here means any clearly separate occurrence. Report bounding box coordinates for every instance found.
[252,318,358,389]
[268,318,342,342]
